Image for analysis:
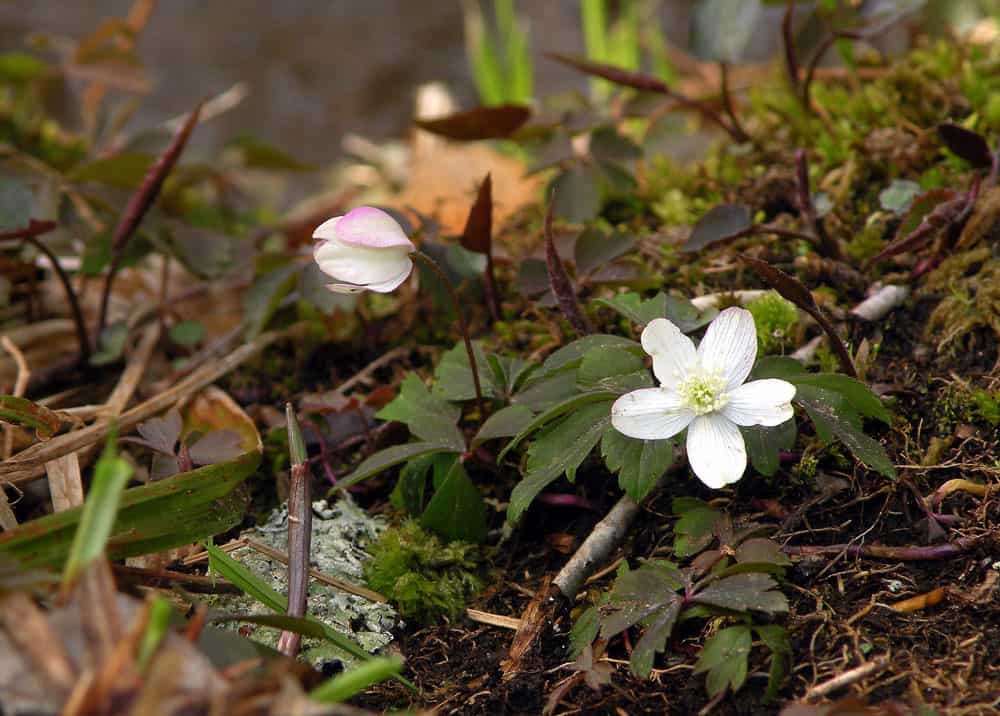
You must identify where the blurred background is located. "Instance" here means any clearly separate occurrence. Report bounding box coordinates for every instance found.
[0,1,761,164]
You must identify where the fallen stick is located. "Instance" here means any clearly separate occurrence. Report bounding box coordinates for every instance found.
[0,326,296,484]
[783,535,982,561]
[804,654,891,699]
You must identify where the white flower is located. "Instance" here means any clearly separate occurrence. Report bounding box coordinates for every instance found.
[611,307,795,489]
[313,206,415,293]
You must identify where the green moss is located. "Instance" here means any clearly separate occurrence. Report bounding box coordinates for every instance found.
[971,389,1000,427]
[363,520,482,624]
[746,291,798,354]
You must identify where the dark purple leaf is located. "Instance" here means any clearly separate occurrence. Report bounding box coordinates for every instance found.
[550,164,603,223]
[188,429,244,466]
[413,104,531,141]
[546,53,671,94]
[135,409,183,456]
[869,189,967,264]
[741,255,857,377]
[574,228,635,277]
[937,122,992,168]
[460,173,492,254]
[544,194,592,335]
[684,204,752,252]
[692,573,788,614]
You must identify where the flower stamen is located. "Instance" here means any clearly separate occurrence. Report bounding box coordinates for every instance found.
[677,369,728,416]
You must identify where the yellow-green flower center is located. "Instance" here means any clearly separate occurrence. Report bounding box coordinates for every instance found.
[677,370,729,416]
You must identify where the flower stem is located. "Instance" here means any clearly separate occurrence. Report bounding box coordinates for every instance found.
[411,251,486,421]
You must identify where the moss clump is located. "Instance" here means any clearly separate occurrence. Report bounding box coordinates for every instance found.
[922,248,1000,353]
[971,389,1000,427]
[746,291,798,354]
[364,520,482,624]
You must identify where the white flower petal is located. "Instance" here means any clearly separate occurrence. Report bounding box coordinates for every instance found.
[640,318,697,390]
[686,414,747,488]
[722,379,796,427]
[314,238,413,291]
[611,388,694,441]
[312,216,342,240]
[361,257,413,292]
[697,307,757,391]
[331,206,415,250]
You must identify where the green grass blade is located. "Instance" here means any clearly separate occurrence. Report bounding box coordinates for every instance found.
[0,450,259,570]
[310,656,404,703]
[62,429,133,586]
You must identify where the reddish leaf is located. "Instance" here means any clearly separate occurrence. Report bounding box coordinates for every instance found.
[741,256,856,377]
[544,194,592,335]
[546,52,671,94]
[937,122,992,169]
[460,173,500,320]
[684,204,752,252]
[460,173,492,254]
[413,104,531,141]
[869,189,969,264]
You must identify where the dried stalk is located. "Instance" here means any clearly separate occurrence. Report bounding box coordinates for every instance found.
[278,404,311,657]
[96,104,202,335]
[0,327,295,484]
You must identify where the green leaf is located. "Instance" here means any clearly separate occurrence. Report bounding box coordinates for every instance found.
[243,262,299,340]
[601,430,673,502]
[69,152,155,188]
[750,356,808,380]
[311,656,404,703]
[0,395,62,440]
[392,453,444,515]
[432,342,499,401]
[741,419,796,477]
[419,461,487,543]
[337,442,461,490]
[377,374,464,448]
[593,291,714,332]
[487,354,536,396]
[577,345,651,393]
[568,605,601,658]
[754,624,791,702]
[473,404,535,447]
[168,319,204,347]
[790,374,890,424]
[63,433,133,586]
[672,498,721,558]
[795,386,896,478]
[499,391,618,462]
[510,370,579,412]
[539,334,641,377]
[508,400,613,522]
[0,451,259,570]
[692,573,788,614]
[694,625,752,697]
[599,561,685,677]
